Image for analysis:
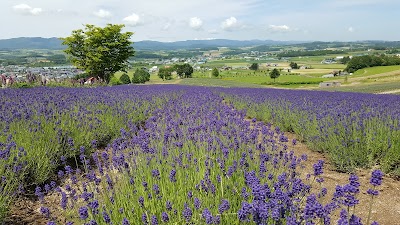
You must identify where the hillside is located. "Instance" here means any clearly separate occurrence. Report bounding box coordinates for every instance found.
[0,37,304,51]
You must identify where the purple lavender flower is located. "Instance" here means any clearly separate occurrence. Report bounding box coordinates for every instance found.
[78,206,89,220]
[151,215,158,225]
[367,188,379,196]
[142,213,148,225]
[194,197,201,210]
[161,212,169,222]
[102,211,111,224]
[122,218,130,225]
[313,160,324,176]
[40,206,50,218]
[169,169,177,182]
[182,204,193,222]
[139,196,144,207]
[166,200,172,211]
[202,208,213,224]
[370,170,383,186]
[218,199,230,214]
[152,169,160,178]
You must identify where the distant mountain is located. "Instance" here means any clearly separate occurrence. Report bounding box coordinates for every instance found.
[0,37,64,50]
[133,39,306,50]
[0,37,306,51]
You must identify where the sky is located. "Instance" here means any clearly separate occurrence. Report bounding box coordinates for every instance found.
[0,0,399,42]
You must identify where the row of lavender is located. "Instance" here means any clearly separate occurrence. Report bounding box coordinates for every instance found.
[0,86,178,221]
[220,88,400,175]
[37,86,382,224]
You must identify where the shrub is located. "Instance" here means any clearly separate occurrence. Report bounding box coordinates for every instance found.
[132,69,150,84]
[119,73,131,84]
[109,76,122,86]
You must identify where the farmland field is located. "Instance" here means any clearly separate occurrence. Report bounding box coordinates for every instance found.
[1,85,400,224]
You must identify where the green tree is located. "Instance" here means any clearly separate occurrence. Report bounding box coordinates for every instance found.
[175,63,194,78]
[132,68,150,83]
[61,24,135,83]
[249,63,259,70]
[109,75,122,86]
[340,56,351,64]
[119,73,131,84]
[289,62,299,69]
[212,68,219,78]
[269,68,280,82]
[158,67,173,81]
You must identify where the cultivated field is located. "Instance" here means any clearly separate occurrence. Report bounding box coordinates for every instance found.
[1,85,399,224]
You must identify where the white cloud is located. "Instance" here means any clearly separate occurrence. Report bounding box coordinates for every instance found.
[123,13,143,27]
[13,4,43,16]
[189,17,203,30]
[163,23,171,31]
[208,29,219,34]
[268,25,297,33]
[348,26,355,32]
[221,17,239,31]
[94,9,112,19]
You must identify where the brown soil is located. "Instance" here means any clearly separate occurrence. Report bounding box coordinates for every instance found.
[284,131,400,225]
[4,197,50,225]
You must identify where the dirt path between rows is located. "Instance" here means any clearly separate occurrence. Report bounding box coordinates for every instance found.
[242,113,400,225]
[279,129,400,224]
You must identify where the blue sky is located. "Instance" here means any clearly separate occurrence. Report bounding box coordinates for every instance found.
[0,0,399,42]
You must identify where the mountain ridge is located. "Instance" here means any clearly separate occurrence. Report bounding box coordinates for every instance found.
[0,37,306,51]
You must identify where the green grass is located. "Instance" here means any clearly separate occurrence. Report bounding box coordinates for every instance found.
[329,82,400,93]
[179,78,265,88]
[353,65,400,76]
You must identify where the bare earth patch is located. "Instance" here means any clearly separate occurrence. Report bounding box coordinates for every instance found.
[284,131,400,225]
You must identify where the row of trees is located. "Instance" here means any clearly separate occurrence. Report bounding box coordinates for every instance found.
[110,69,151,85]
[345,54,400,73]
[158,63,194,80]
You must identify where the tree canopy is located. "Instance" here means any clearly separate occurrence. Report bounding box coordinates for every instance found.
[249,63,259,70]
[132,69,150,84]
[175,63,194,78]
[345,54,400,73]
[212,68,219,78]
[158,67,173,81]
[61,24,135,83]
[269,68,280,82]
[289,62,299,69]
[119,73,131,84]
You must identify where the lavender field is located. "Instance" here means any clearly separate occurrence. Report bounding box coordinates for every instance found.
[0,85,394,224]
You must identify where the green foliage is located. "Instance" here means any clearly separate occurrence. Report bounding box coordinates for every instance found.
[109,75,123,86]
[261,81,321,85]
[289,62,299,69]
[277,49,346,57]
[74,73,90,80]
[345,55,400,73]
[61,24,135,83]
[11,82,34,88]
[47,54,67,64]
[249,63,259,70]
[175,63,194,78]
[269,68,280,82]
[340,56,351,64]
[119,73,131,84]
[132,69,150,84]
[158,67,173,80]
[212,68,219,78]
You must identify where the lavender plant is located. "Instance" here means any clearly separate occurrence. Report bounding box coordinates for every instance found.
[35,87,385,224]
